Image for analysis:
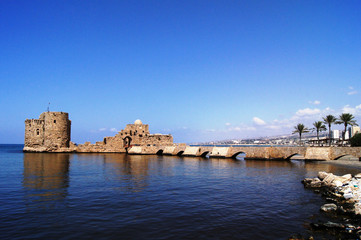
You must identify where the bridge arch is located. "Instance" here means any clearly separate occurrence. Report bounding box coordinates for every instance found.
[156,149,164,155]
[231,152,246,159]
[334,154,358,161]
[176,150,184,156]
[286,153,305,160]
[200,151,210,158]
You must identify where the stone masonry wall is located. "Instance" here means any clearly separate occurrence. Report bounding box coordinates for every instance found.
[41,112,71,148]
[24,112,71,151]
[74,120,173,153]
[24,119,45,147]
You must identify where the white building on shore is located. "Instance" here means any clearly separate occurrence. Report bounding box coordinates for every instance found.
[331,130,340,140]
[349,126,360,138]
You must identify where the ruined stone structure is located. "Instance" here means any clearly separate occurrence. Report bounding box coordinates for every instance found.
[76,119,174,153]
[24,112,71,152]
[24,112,174,153]
[24,111,361,161]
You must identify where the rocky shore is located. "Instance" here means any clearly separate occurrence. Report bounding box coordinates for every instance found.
[301,171,361,239]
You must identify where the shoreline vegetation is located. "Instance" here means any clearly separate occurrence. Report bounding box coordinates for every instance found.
[294,113,359,147]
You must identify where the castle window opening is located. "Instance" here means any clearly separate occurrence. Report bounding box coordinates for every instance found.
[54,120,56,123]
[36,129,39,135]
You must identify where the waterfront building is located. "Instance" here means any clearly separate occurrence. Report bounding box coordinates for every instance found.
[349,126,361,138]
[331,130,340,140]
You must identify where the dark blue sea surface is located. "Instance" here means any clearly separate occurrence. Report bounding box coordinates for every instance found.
[0,144,359,239]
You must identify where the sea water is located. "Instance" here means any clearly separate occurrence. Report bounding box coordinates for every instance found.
[0,144,360,239]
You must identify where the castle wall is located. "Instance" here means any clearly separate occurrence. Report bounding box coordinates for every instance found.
[24,113,173,153]
[140,134,173,146]
[41,112,71,148]
[24,112,71,151]
[114,123,173,147]
[24,119,45,147]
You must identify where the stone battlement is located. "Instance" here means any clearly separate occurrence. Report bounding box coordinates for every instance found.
[24,112,173,153]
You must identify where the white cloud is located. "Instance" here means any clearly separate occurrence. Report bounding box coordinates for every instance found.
[348,91,358,95]
[253,117,266,126]
[99,128,107,132]
[295,108,321,116]
[192,104,361,142]
[265,125,281,130]
[226,125,256,132]
[110,128,118,132]
[245,126,256,131]
[309,100,321,105]
[342,104,361,115]
[342,105,355,114]
[347,86,358,95]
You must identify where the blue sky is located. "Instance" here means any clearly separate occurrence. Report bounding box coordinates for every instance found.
[1,0,360,144]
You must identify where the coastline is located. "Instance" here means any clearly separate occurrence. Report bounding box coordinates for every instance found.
[319,160,361,170]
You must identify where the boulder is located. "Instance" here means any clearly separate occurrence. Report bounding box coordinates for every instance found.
[342,174,352,182]
[323,221,345,229]
[343,192,354,199]
[310,181,322,188]
[318,171,329,180]
[302,178,314,184]
[354,203,361,215]
[333,176,351,184]
[320,203,337,212]
[354,173,361,179]
[322,173,335,185]
[303,178,322,188]
[331,180,343,187]
[311,221,345,230]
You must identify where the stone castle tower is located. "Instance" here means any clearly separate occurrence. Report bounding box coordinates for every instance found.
[24,112,71,150]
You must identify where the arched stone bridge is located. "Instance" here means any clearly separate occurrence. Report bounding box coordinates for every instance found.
[128,145,361,161]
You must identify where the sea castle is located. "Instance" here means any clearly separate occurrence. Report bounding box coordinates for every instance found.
[24,111,361,161]
[24,111,173,153]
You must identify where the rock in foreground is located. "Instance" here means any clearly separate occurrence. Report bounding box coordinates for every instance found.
[302,171,361,238]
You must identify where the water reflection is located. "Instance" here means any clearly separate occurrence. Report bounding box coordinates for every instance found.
[23,153,70,209]
[74,153,160,193]
[105,154,151,192]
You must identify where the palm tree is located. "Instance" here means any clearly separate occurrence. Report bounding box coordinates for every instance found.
[336,113,358,142]
[323,115,337,146]
[293,123,310,145]
[312,121,326,146]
